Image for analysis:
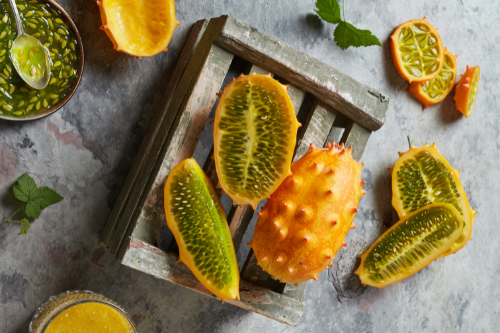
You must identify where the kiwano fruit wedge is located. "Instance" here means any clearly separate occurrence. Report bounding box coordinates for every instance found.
[97,0,179,57]
[454,65,480,117]
[355,203,463,288]
[164,158,239,302]
[390,143,477,257]
[249,142,365,285]
[391,18,445,83]
[408,50,457,108]
[213,74,300,209]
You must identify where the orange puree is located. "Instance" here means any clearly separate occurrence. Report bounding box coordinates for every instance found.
[45,302,130,333]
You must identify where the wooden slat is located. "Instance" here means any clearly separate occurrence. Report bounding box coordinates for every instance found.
[240,249,282,291]
[123,238,305,326]
[293,100,337,161]
[101,20,209,253]
[114,17,235,259]
[214,15,389,131]
[340,120,372,161]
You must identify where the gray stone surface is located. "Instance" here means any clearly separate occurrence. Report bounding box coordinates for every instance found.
[1,0,499,332]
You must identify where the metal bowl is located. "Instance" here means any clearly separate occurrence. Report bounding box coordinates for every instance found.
[0,0,84,122]
[29,290,137,333]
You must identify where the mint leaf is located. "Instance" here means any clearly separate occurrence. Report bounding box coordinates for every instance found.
[315,0,342,24]
[17,219,30,235]
[13,173,39,202]
[25,201,41,219]
[334,21,381,49]
[34,187,64,209]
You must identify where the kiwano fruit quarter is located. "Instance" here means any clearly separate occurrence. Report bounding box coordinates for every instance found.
[454,65,480,117]
[213,74,300,209]
[249,142,365,285]
[390,143,477,257]
[164,158,239,302]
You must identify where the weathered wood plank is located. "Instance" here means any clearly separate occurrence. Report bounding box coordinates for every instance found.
[293,100,337,161]
[240,249,282,291]
[113,17,234,259]
[340,120,372,162]
[123,237,305,326]
[101,20,209,253]
[214,15,389,131]
[280,282,309,302]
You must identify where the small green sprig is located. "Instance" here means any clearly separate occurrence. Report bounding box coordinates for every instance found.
[315,0,381,50]
[1,173,63,235]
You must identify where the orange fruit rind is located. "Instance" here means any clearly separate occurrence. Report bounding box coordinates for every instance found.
[408,50,457,108]
[391,18,445,84]
[454,65,480,117]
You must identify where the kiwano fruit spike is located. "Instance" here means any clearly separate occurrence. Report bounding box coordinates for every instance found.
[249,142,364,285]
[408,50,457,109]
[391,143,475,257]
[213,74,300,209]
[355,203,463,288]
[97,0,179,57]
[390,18,445,83]
[454,65,480,117]
[164,158,239,302]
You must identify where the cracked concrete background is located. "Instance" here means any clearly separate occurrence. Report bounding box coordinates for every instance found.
[1,0,499,332]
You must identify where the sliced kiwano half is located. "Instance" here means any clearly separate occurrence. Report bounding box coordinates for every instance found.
[391,18,445,83]
[164,158,239,301]
[213,74,300,209]
[390,143,477,257]
[454,65,480,117]
[97,0,179,57]
[355,203,463,288]
[408,50,457,108]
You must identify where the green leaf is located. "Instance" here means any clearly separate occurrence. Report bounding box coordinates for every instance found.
[34,187,64,209]
[17,218,30,235]
[334,21,381,49]
[13,173,39,202]
[315,0,342,24]
[25,201,41,219]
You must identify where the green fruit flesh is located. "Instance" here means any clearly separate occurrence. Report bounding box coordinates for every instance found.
[217,78,295,202]
[169,162,235,290]
[398,24,440,78]
[468,69,479,113]
[422,52,454,99]
[362,204,462,285]
[396,150,462,215]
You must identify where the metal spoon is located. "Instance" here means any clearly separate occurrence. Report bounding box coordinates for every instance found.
[7,0,51,89]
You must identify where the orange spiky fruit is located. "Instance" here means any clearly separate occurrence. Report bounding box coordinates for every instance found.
[454,65,480,117]
[390,143,476,257]
[213,74,300,209]
[248,142,364,285]
[408,50,457,108]
[390,18,445,83]
[96,0,179,57]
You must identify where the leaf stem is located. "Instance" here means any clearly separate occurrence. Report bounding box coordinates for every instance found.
[342,0,346,22]
[1,206,23,225]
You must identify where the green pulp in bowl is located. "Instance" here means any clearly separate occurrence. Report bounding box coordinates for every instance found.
[11,35,47,82]
[0,0,80,118]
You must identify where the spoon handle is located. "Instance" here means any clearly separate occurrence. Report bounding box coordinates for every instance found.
[7,0,26,37]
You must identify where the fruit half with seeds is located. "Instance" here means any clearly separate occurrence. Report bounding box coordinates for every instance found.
[355,203,463,288]
[454,65,480,117]
[391,18,445,83]
[213,74,300,209]
[97,0,179,57]
[164,158,239,301]
[408,50,457,108]
[390,143,476,256]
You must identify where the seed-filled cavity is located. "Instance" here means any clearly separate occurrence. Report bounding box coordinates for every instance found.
[422,52,455,99]
[216,77,295,201]
[362,205,461,283]
[169,164,232,288]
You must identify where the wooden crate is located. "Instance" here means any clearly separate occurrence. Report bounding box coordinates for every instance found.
[101,15,389,326]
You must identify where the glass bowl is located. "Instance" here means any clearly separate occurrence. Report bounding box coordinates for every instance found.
[29,290,137,333]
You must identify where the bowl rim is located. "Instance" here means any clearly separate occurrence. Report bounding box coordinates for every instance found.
[0,0,85,122]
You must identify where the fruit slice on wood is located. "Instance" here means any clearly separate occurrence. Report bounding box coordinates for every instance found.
[454,65,480,117]
[97,0,179,57]
[355,203,463,288]
[391,18,445,83]
[390,143,476,257]
[408,50,457,108]
[164,158,239,302]
[213,74,300,209]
